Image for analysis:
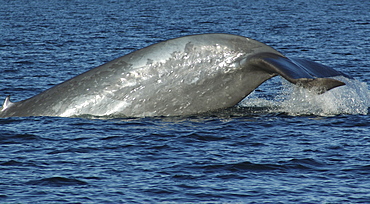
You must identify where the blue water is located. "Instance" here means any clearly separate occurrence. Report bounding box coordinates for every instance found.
[1,0,370,203]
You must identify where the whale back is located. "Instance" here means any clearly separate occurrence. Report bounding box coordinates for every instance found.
[0,34,346,118]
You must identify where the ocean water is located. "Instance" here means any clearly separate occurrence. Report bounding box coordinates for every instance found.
[1,0,370,203]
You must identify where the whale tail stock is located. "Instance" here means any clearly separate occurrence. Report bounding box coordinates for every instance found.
[0,34,351,118]
[248,52,346,94]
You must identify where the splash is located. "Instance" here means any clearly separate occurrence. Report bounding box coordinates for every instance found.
[239,76,370,116]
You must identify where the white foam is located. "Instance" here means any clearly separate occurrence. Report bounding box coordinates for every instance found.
[240,76,370,116]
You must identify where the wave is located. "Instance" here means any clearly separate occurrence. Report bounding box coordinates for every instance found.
[187,158,327,174]
[25,177,88,187]
[0,133,41,144]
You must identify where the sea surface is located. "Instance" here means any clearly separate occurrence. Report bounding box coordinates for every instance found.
[1,0,370,203]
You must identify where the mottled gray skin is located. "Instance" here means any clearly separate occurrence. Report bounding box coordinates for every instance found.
[0,34,345,118]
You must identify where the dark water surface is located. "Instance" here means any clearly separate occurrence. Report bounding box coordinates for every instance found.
[1,0,370,203]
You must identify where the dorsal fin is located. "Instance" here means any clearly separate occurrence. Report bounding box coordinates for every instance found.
[2,96,14,111]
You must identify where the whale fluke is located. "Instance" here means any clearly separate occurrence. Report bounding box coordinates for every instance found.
[0,34,349,118]
[248,53,346,94]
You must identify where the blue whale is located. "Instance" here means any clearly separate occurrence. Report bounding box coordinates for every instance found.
[0,34,347,118]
